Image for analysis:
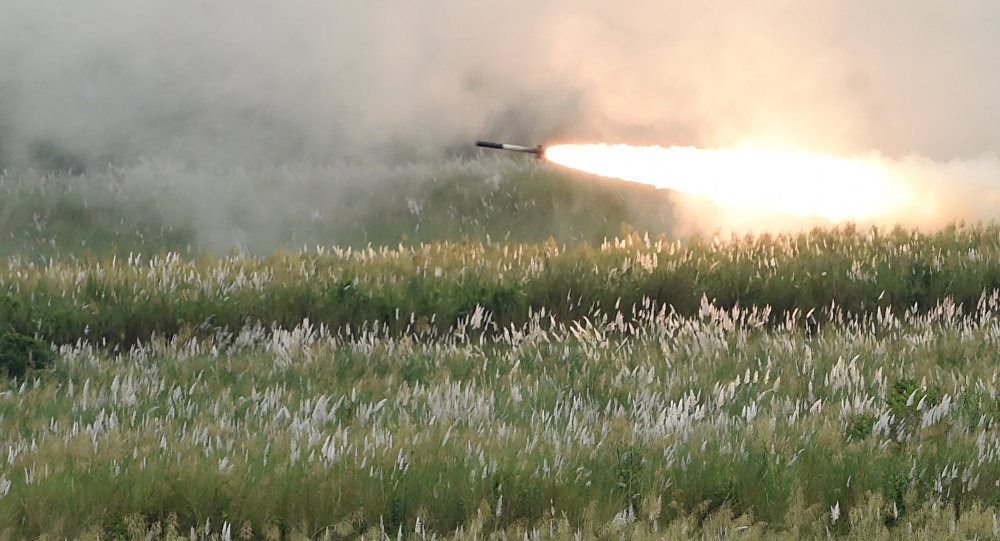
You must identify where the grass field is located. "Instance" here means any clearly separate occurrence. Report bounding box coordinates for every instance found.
[3,161,1000,539]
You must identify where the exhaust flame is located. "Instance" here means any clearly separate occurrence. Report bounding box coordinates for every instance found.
[544,143,913,222]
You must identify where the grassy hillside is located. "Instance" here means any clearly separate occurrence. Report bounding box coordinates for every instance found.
[4,159,1000,538]
[0,157,676,257]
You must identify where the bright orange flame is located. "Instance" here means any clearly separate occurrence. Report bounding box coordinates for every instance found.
[544,143,912,222]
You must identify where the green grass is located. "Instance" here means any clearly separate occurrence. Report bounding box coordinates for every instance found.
[4,160,1000,538]
[3,223,1000,350]
[4,281,1000,538]
[0,156,676,258]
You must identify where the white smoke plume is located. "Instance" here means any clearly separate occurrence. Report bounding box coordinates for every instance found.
[1,0,998,234]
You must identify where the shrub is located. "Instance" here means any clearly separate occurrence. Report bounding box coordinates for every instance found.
[845,413,877,442]
[0,331,56,380]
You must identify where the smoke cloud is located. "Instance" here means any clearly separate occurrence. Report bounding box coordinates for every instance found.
[2,0,998,234]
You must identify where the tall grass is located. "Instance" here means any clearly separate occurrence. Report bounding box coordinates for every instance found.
[3,285,1000,537]
[6,158,1000,537]
[3,223,1000,348]
[3,224,1000,537]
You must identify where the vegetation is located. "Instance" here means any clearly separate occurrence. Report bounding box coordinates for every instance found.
[0,157,675,257]
[3,161,1000,538]
[0,331,55,380]
[3,222,1000,350]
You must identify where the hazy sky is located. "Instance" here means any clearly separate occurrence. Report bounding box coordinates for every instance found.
[2,0,998,167]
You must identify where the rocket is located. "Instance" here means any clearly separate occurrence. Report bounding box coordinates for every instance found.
[475,140,544,157]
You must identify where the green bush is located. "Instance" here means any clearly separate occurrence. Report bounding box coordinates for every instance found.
[845,413,877,441]
[0,331,56,380]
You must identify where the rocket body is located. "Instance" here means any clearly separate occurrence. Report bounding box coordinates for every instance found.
[475,140,543,156]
